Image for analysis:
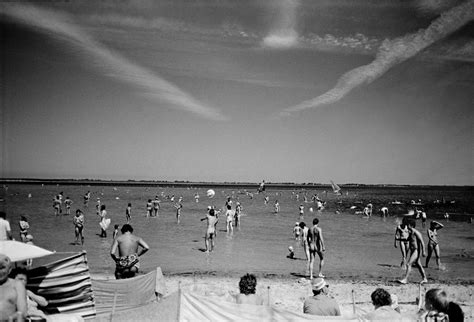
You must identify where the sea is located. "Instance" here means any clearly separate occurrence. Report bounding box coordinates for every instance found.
[1,183,473,283]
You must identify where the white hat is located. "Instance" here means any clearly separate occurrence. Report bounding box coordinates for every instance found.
[311,277,328,291]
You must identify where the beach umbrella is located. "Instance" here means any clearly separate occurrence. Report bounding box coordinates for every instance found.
[0,240,55,262]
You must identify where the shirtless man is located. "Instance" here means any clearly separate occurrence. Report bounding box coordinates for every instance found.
[0,255,27,321]
[308,218,326,279]
[398,218,427,284]
[201,208,218,252]
[110,224,149,279]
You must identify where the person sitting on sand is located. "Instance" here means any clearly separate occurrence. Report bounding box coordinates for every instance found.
[425,221,444,270]
[11,267,48,320]
[364,288,401,321]
[0,255,27,321]
[73,209,85,245]
[303,277,340,316]
[394,217,410,269]
[201,208,218,252]
[308,218,325,279]
[398,218,427,284]
[110,224,150,279]
[419,288,464,322]
[236,273,264,305]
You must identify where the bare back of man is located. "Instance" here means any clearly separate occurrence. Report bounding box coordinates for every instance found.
[0,255,27,321]
[110,224,149,279]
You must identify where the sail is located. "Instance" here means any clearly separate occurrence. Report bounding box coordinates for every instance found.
[330,181,342,195]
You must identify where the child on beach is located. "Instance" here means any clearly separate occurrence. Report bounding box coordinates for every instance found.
[398,218,427,284]
[200,208,218,252]
[287,246,295,259]
[425,221,444,270]
[299,205,304,219]
[83,191,91,207]
[126,203,132,223]
[293,222,301,241]
[274,200,280,214]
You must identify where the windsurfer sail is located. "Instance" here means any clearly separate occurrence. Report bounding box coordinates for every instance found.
[330,181,342,195]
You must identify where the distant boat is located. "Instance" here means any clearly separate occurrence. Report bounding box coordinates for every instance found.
[391,201,403,205]
[330,181,342,195]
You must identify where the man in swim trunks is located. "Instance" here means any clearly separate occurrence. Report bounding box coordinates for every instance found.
[201,208,218,252]
[308,218,326,279]
[110,224,149,279]
[394,216,410,269]
[398,218,427,284]
[299,222,310,267]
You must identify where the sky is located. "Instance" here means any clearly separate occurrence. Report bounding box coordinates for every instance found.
[0,0,473,185]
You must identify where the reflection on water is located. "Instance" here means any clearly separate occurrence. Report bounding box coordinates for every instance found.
[1,184,473,282]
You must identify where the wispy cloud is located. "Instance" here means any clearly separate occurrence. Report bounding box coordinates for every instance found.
[0,3,228,121]
[280,0,474,115]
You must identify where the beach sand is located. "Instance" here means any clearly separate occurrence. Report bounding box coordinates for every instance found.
[96,274,474,320]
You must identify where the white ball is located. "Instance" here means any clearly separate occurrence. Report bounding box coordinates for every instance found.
[309,207,314,212]
[206,189,216,198]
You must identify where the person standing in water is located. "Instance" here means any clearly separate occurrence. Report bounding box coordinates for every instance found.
[201,208,218,252]
[394,217,410,269]
[73,209,85,245]
[425,221,444,270]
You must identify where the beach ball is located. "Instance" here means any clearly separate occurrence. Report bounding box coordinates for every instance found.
[206,189,215,198]
[309,207,314,212]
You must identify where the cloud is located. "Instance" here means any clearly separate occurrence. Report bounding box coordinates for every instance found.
[0,3,228,121]
[280,0,474,115]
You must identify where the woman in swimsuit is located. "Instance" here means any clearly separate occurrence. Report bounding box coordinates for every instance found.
[394,216,410,269]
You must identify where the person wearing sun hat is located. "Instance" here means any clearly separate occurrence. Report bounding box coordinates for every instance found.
[303,277,341,316]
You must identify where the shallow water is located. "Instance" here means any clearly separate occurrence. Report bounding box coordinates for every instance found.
[1,184,473,283]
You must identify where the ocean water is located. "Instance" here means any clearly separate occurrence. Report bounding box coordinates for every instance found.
[1,184,473,283]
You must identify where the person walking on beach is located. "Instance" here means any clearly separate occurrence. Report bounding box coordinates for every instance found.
[146,199,153,218]
[425,221,444,270]
[299,222,310,264]
[73,209,85,245]
[201,208,218,252]
[110,224,149,279]
[225,205,234,233]
[19,216,30,242]
[152,196,160,217]
[308,218,325,279]
[125,203,132,223]
[398,218,427,284]
[98,205,110,238]
[175,202,183,224]
[83,191,91,207]
[394,217,410,269]
[0,212,12,241]
[64,196,72,215]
